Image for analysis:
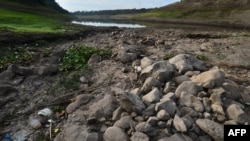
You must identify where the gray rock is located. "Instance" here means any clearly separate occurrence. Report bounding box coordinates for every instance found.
[112,107,124,121]
[140,61,175,83]
[114,116,133,129]
[88,94,118,118]
[222,81,242,101]
[157,110,171,121]
[196,135,212,141]
[67,109,86,123]
[191,69,225,88]
[88,54,102,65]
[0,84,18,96]
[9,64,34,76]
[161,92,176,101]
[173,114,188,132]
[36,64,58,76]
[142,104,156,117]
[142,87,162,104]
[130,88,142,97]
[155,99,176,117]
[163,82,172,94]
[179,92,204,113]
[66,94,93,114]
[203,97,212,112]
[169,54,206,74]
[135,122,156,136]
[147,116,159,126]
[130,132,149,141]
[226,104,250,124]
[158,133,193,141]
[173,75,190,85]
[180,107,198,118]
[175,81,203,98]
[196,119,224,141]
[141,57,154,69]
[103,127,129,141]
[117,49,137,63]
[141,77,161,94]
[54,125,98,141]
[0,70,15,80]
[119,91,145,114]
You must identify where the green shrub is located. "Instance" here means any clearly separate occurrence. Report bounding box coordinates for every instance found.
[59,46,111,71]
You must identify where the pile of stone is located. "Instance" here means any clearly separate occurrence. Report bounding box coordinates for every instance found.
[55,53,250,141]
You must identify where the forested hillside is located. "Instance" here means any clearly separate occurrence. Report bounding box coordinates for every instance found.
[0,0,68,14]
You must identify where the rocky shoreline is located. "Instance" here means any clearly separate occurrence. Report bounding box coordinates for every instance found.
[0,27,250,141]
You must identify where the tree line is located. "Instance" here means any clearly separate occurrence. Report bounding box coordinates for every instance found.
[72,8,155,16]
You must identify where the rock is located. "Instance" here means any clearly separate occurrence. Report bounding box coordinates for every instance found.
[103,127,129,141]
[226,104,250,124]
[142,87,162,104]
[158,133,193,141]
[239,86,250,105]
[119,91,146,114]
[130,132,149,141]
[117,49,137,63]
[173,75,190,85]
[203,97,212,112]
[196,135,212,141]
[157,110,171,121]
[141,37,155,46]
[191,69,225,88]
[163,82,172,94]
[88,54,102,65]
[0,70,15,80]
[140,61,175,83]
[135,122,155,135]
[88,94,118,118]
[66,94,93,114]
[142,104,156,117]
[179,92,204,113]
[161,92,176,101]
[0,84,18,96]
[130,88,142,96]
[54,125,98,141]
[141,77,161,94]
[147,117,159,126]
[180,107,198,118]
[196,119,224,141]
[67,109,86,123]
[36,64,58,76]
[155,99,176,117]
[169,54,206,74]
[173,114,188,132]
[141,57,154,69]
[114,116,133,129]
[9,64,34,76]
[112,107,124,121]
[175,81,203,98]
[222,81,242,101]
